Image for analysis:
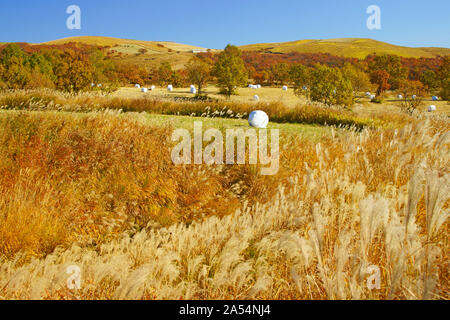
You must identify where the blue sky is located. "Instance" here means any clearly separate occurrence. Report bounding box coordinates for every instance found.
[0,0,449,49]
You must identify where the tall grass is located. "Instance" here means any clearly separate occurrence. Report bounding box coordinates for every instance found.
[0,107,448,299]
[0,89,411,128]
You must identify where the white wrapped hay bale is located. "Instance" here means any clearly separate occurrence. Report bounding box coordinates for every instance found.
[190,87,197,94]
[256,84,261,89]
[398,94,403,99]
[135,84,141,89]
[370,94,376,100]
[248,84,254,88]
[167,85,173,91]
[432,96,439,101]
[282,86,288,91]
[253,95,260,101]
[412,95,417,100]
[428,105,436,112]
[366,92,371,97]
[150,85,156,90]
[141,88,148,93]
[248,110,269,129]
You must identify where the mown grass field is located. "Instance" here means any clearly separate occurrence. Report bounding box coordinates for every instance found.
[0,89,448,300]
[113,85,450,117]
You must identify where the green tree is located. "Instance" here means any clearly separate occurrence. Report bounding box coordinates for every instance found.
[271,63,290,85]
[0,44,31,88]
[437,57,450,100]
[420,70,439,94]
[310,64,354,108]
[186,56,211,95]
[213,45,247,97]
[289,64,312,98]
[341,63,372,100]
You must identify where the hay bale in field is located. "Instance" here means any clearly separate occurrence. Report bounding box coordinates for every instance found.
[412,95,417,100]
[167,85,173,91]
[135,84,141,88]
[253,95,260,101]
[282,86,288,91]
[432,96,439,101]
[366,92,371,97]
[248,110,269,128]
[398,94,403,99]
[256,84,261,89]
[190,87,196,94]
[141,88,148,93]
[150,85,156,90]
[428,105,436,112]
[370,94,376,100]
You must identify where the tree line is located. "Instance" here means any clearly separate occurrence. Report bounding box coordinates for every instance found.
[1,42,448,109]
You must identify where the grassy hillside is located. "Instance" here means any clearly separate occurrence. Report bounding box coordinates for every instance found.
[41,36,212,70]
[239,38,450,59]
[35,36,450,68]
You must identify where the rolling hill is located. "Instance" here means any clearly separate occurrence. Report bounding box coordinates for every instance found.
[239,38,450,59]
[41,36,212,70]
[4,36,445,70]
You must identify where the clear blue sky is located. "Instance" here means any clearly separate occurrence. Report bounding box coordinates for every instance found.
[0,0,449,49]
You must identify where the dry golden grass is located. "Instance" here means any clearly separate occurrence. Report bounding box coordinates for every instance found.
[0,88,448,300]
[239,38,450,59]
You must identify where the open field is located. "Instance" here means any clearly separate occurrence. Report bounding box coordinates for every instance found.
[112,85,450,117]
[0,88,448,299]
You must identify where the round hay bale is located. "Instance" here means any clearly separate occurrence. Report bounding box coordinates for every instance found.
[167,85,173,91]
[190,87,197,94]
[135,84,141,89]
[248,110,269,129]
[141,88,148,93]
[398,94,403,99]
[282,86,288,91]
[428,105,436,112]
[432,96,439,101]
[150,85,156,90]
[253,95,260,101]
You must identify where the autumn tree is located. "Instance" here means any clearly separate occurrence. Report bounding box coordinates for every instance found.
[289,64,312,98]
[157,62,174,86]
[0,44,31,88]
[310,64,354,109]
[397,79,426,114]
[213,45,247,97]
[420,70,439,94]
[370,70,391,96]
[270,63,290,85]
[341,63,372,100]
[437,56,450,100]
[185,56,211,95]
[54,49,94,92]
[368,54,408,90]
